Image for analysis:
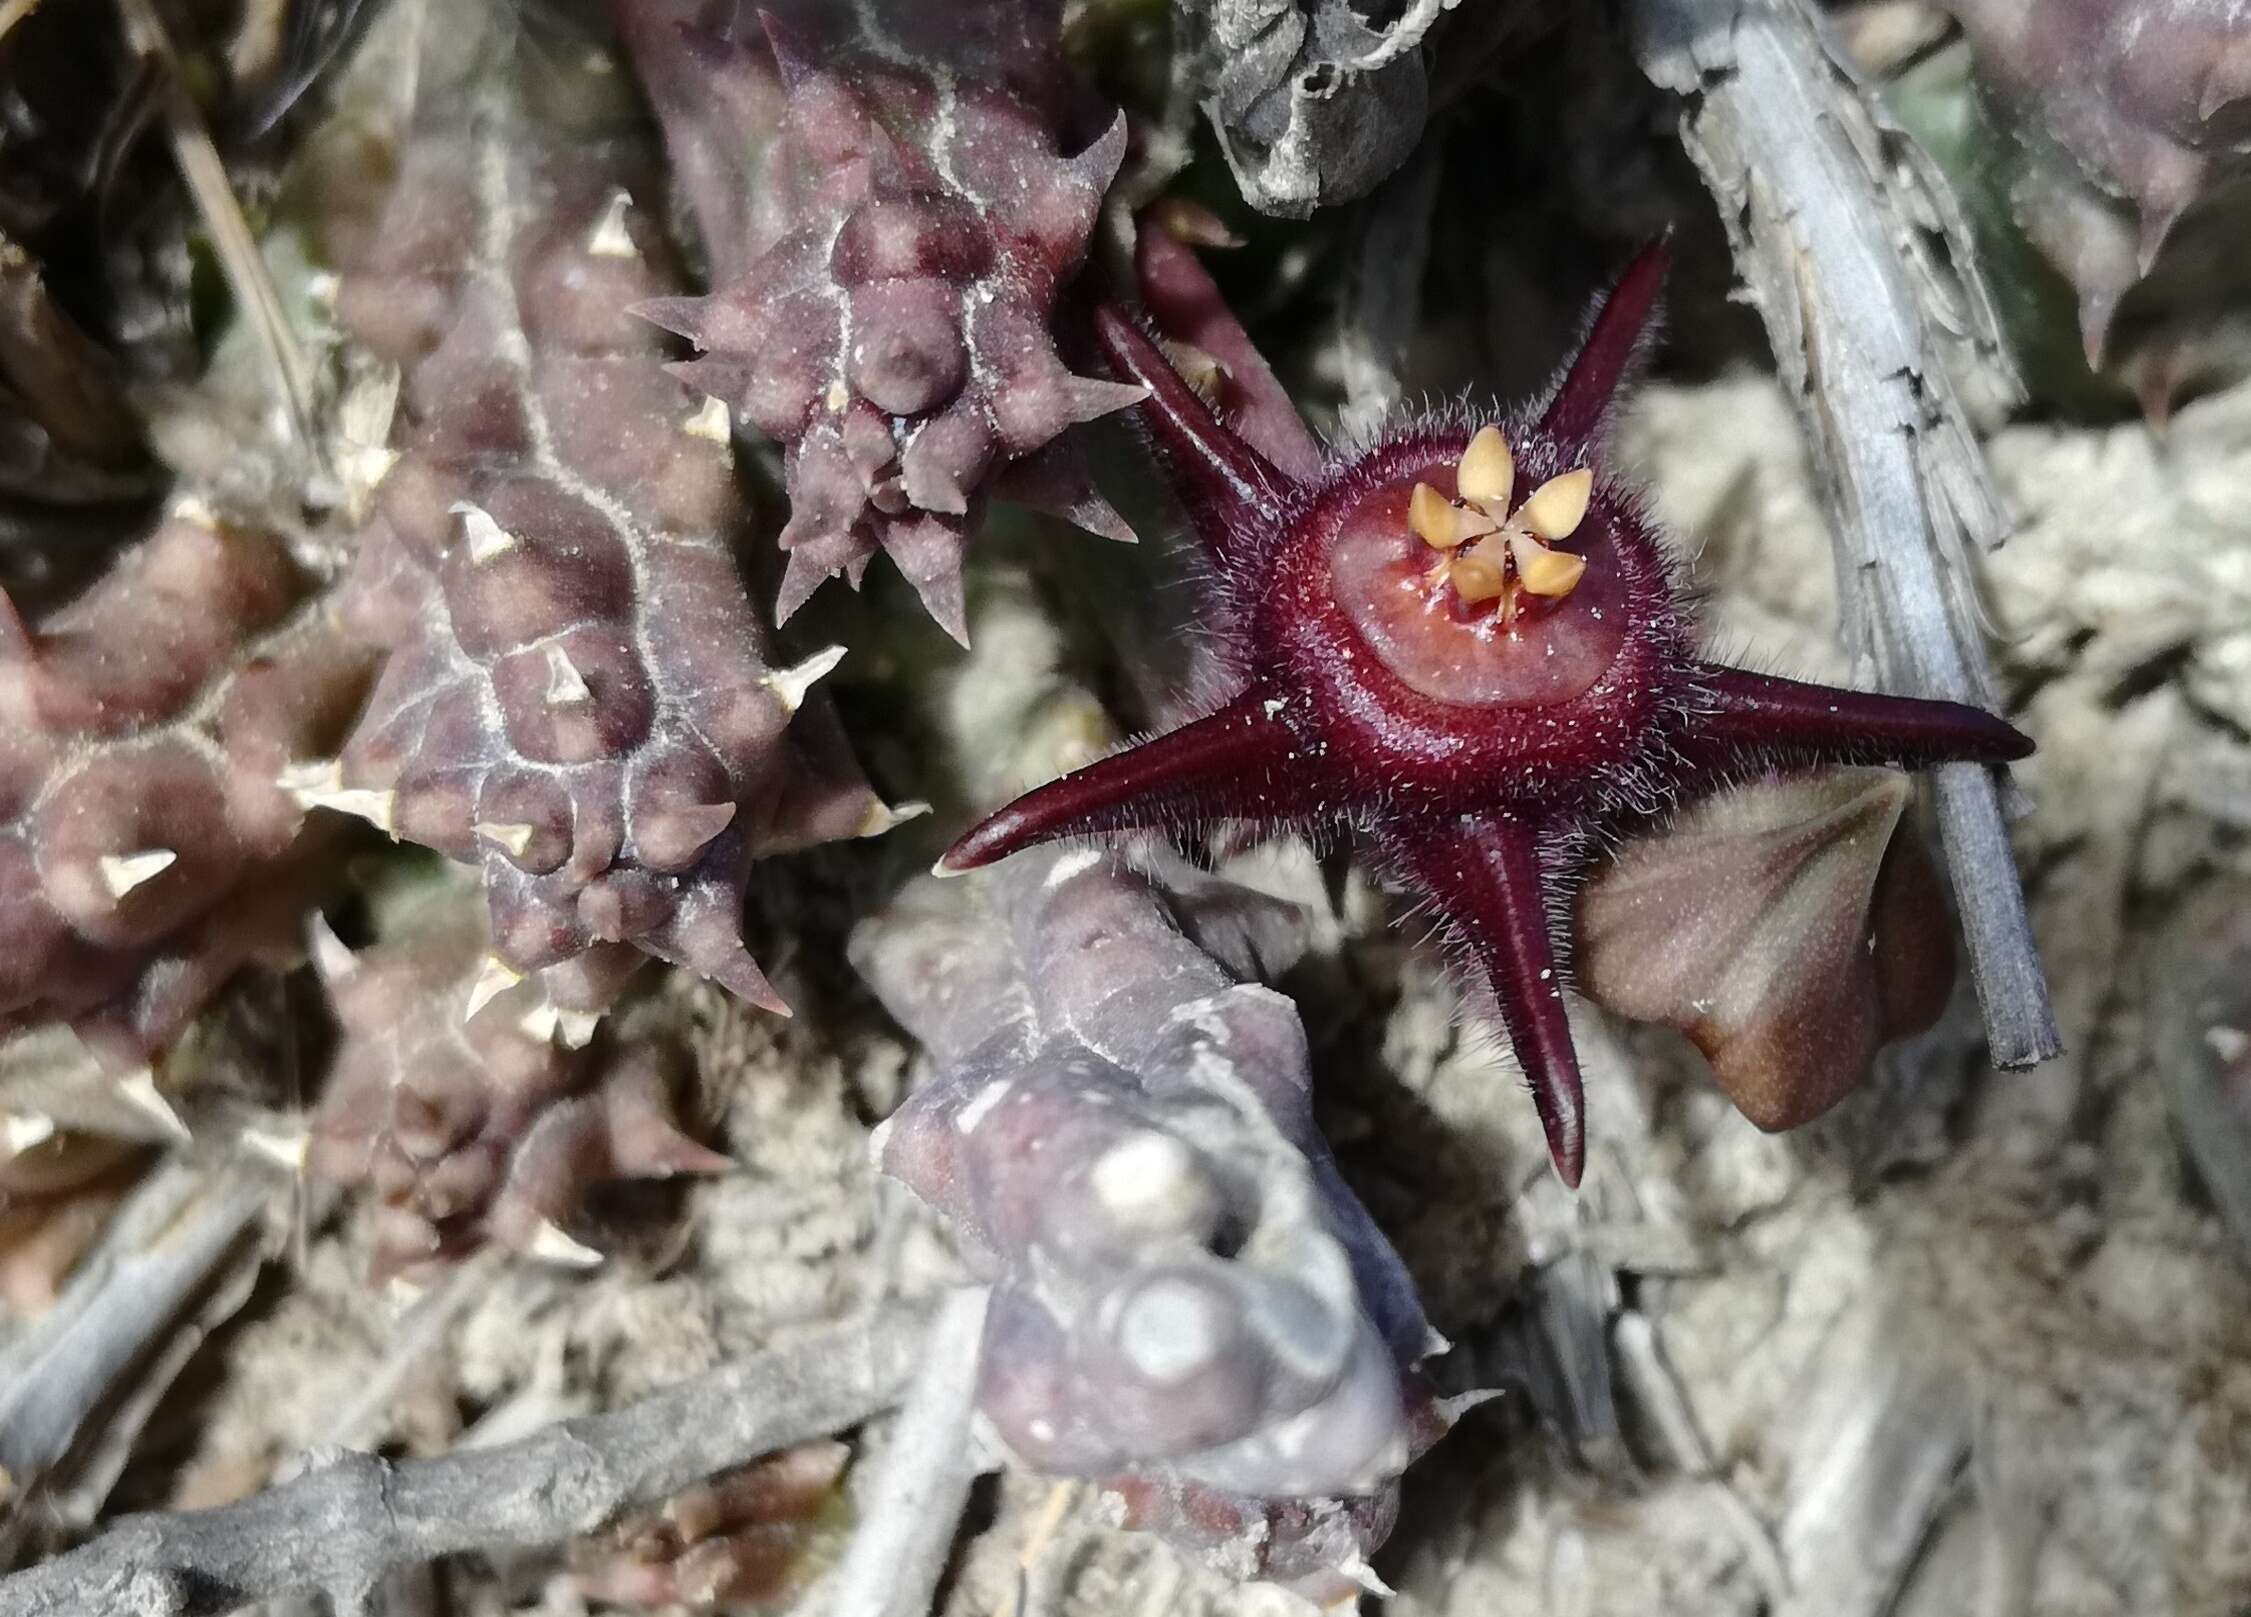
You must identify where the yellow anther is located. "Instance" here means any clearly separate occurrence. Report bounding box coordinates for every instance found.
[1409,482,1463,549]
[1449,552,1508,605]
[1418,437,1596,616]
[1457,425,1515,511]
[1456,505,1502,542]
[1508,533,1588,599]
[1518,468,1593,540]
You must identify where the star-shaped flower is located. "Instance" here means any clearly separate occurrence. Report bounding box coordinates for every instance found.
[938,234,2032,1186]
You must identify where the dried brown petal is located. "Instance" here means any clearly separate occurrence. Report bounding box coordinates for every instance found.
[573,1440,850,1610]
[1577,769,1955,1130]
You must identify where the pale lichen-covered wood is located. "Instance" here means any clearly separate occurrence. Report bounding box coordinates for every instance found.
[1630,0,2059,1069]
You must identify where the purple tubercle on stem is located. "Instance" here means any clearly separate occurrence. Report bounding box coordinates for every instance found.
[614,0,1140,642]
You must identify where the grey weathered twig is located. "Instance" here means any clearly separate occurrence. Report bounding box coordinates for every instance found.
[0,1301,933,1617]
[113,0,321,463]
[1612,1311,1790,1604]
[825,1286,991,1617]
[0,1160,270,1561]
[1774,1294,1973,1617]
[1631,0,2061,1068]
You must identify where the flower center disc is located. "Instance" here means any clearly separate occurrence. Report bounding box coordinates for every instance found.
[1327,466,1631,707]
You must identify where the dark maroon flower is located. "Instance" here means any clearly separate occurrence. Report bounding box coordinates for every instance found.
[939,236,2032,1187]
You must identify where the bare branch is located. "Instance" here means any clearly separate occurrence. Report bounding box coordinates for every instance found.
[1631,0,2061,1067]
[0,1161,270,1558]
[826,1287,990,1617]
[113,0,321,463]
[1775,1295,1974,1617]
[0,1301,933,1617]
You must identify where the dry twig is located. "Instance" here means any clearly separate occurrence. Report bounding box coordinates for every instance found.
[825,1286,991,1617]
[112,0,321,462]
[1631,0,2061,1067]
[0,1162,270,1561]
[0,1300,933,1617]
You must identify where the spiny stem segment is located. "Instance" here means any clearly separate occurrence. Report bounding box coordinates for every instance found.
[616,0,1137,639]
[937,691,1308,874]
[1383,815,1587,1188]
